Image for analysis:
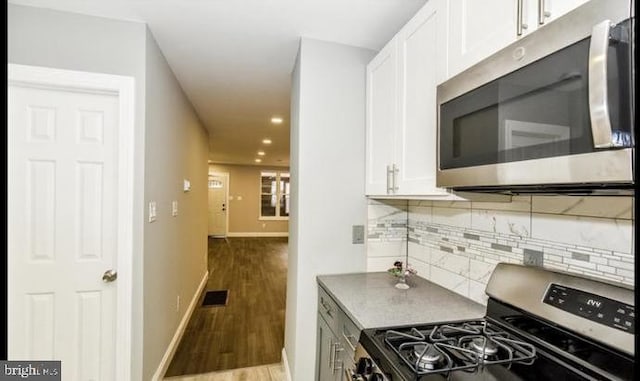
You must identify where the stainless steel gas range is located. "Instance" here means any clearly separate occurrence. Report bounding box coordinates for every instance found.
[352,263,635,381]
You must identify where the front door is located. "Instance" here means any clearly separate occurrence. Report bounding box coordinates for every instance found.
[208,173,228,237]
[8,70,125,380]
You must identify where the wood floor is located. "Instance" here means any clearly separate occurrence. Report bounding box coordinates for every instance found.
[165,237,288,377]
[165,363,285,381]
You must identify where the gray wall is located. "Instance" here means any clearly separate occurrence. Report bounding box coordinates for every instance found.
[8,5,147,378]
[8,5,210,379]
[285,38,375,380]
[143,29,209,381]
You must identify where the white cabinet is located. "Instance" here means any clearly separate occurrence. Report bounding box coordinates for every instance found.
[365,39,397,196]
[396,0,448,195]
[447,0,589,78]
[365,0,454,197]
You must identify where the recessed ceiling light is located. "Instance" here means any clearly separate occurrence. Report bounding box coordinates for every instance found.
[262,139,272,145]
[257,151,265,156]
[255,158,262,163]
[271,117,283,124]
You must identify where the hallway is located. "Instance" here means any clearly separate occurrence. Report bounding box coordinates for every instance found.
[165,237,288,377]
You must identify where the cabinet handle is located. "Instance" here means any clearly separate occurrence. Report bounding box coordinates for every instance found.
[332,343,344,374]
[386,165,392,194]
[342,330,357,352]
[320,299,333,317]
[537,0,550,25]
[329,340,334,369]
[517,0,528,36]
[392,164,399,192]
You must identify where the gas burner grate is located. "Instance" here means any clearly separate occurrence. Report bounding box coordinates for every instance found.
[382,320,536,376]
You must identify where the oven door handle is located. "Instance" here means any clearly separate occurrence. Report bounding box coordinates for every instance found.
[588,19,614,148]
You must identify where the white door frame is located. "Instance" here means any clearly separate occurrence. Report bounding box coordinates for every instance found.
[7,63,135,381]
[208,171,229,237]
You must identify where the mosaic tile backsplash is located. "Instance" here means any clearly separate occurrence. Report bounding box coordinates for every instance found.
[367,196,634,305]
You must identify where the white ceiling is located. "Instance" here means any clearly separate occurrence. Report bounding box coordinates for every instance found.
[9,0,427,167]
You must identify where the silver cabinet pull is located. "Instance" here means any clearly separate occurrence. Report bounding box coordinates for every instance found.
[386,165,393,194]
[102,269,117,283]
[332,343,344,373]
[538,0,551,25]
[517,0,528,35]
[588,20,614,148]
[392,164,399,193]
[320,298,333,317]
[342,330,357,352]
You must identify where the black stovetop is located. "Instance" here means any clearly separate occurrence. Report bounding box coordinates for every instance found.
[359,299,635,381]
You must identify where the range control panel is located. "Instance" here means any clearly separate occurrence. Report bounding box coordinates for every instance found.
[544,283,634,334]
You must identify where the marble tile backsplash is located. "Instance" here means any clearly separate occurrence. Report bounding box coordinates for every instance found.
[366,196,635,305]
[367,199,408,272]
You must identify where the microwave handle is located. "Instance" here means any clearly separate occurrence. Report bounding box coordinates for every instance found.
[588,19,614,148]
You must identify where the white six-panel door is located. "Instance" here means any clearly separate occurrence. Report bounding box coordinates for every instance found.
[8,78,122,380]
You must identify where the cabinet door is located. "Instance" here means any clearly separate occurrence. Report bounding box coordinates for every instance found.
[447,0,522,78]
[365,38,398,196]
[395,0,450,195]
[317,315,340,381]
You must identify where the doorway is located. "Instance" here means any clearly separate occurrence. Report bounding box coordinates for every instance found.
[7,64,135,380]
[208,172,229,237]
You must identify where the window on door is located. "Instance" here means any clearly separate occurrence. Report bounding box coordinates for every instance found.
[260,171,290,220]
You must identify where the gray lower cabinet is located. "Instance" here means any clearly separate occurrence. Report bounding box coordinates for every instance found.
[317,286,361,381]
[317,313,342,381]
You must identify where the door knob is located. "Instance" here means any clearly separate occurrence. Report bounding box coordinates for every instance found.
[102,269,118,283]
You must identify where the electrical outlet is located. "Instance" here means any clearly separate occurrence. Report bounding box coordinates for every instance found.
[176,295,180,312]
[352,225,365,244]
[172,201,178,216]
[183,179,191,192]
[523,249,544,267]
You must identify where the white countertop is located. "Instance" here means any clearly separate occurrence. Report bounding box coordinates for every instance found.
[317,272,486,330]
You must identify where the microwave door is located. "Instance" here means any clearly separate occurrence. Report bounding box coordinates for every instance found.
[437,16,633,189]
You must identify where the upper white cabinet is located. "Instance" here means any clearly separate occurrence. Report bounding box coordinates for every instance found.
[447,0,588,78]
[365,0,589,198]
[365,39,398,196]
[366,0,454,197]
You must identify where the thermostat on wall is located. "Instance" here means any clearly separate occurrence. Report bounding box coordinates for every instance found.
[183,179,191,192]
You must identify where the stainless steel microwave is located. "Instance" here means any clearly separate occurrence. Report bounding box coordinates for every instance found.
[436,0,634,194]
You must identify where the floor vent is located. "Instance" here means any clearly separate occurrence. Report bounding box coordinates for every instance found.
[202,290,229,307]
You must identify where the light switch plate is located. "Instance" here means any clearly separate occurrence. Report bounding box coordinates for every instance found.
[172,201,178,217]
[183,179,191,192]
[352,225,365,244]
[148,201,157,223]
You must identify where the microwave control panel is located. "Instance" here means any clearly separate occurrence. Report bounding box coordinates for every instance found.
[543,283,634,334]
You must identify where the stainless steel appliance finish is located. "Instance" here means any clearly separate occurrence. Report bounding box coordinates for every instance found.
[357,263,635,380]
[486,263,634,355]
[436,0,634,193]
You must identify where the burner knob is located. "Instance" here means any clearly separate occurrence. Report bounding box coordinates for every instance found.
[356,357,373,374]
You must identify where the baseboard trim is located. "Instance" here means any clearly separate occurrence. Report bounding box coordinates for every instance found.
[152,270,209,381]
[226,232,289,237]
[281,348,292,381]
